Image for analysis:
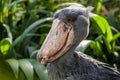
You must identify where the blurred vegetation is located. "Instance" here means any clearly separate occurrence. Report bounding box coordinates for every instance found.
[0,0,120,80]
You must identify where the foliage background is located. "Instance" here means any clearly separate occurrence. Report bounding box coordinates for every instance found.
[0,0,120,80]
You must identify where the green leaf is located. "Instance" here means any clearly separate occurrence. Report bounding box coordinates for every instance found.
[75,40,91,52]
[0,59,16,80]
[89,41,107,61]
[91,16,113,42]
[8,0,26,10]
[28,46,35,57]
[94,41,103,53]
[91,15,113,52]
[30,50,38,58]
[26,1,37,11]
[107,11,115,26]
[112,32,120,41]
[6,59,19,79]
[12,17,52,47]
[0,38,10,55]
[19,59,33,80]
[3,24,12,42]
[29,59,48,80]
[40,33,47,45]
[24,18,52,34]
[55,2,83,9]
[95,0,102,14]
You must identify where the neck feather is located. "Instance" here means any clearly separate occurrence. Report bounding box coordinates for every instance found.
[46,46,79,80]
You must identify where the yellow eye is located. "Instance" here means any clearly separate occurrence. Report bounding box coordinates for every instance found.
[68,18,71,21]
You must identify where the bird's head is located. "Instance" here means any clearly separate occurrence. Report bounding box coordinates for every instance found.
[37,4,91,64]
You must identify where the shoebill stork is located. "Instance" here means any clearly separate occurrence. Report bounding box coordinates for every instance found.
[37,5,120,80]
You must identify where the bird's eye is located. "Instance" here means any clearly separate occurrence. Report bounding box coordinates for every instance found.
[67,18,72,22]
[67,17,77,22]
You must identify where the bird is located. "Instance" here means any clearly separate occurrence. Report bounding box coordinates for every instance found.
[37,4,120,80]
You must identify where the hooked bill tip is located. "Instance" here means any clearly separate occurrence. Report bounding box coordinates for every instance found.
[37,54,49,64]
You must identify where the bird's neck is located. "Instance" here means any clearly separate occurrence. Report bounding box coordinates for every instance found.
[46,46,79,80]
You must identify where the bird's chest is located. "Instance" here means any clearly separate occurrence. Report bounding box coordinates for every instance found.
[48,71,94,80]
[47,62,76,80]
[46,53,96,80]
[47,63,87,80]
[47,70,76,80]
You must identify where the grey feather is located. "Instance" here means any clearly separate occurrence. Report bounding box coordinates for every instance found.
[45,4,120,80]
[47,52,120,80]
